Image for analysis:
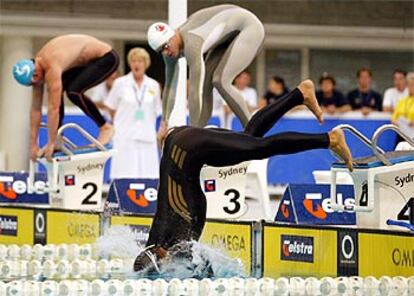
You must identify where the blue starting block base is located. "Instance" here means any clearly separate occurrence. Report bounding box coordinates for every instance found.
[275,184,356,225]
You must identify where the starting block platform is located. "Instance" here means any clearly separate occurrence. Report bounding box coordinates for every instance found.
[29,123,113,211]
[334,150,414,169]
[330,124,414,231]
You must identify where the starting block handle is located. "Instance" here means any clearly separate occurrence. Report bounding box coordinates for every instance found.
[60,135,77,151]
[371,124,414,164]
[335,124,385,154]
[335,124,392,166]
[57,123,106,155]
[41,122,105,154]
[28,160,35,192]
[330,169,338,209]
[28,159,59,193]
[330,168,372,212]
[29,123,104,193]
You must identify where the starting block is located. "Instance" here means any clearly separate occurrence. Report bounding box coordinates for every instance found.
[330,124,414,231]
[29,123,113,211]
[200,160,271,220]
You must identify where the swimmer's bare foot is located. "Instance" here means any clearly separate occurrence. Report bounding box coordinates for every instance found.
[329,128,353,171]
[97,123,114,145]
[298,79,324,124]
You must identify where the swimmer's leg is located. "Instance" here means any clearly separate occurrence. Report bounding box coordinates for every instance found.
[197,44,228,127]
[201,128,352,171]
[213,24,265,127]
[64,51,119,144]
[244,80,323,137]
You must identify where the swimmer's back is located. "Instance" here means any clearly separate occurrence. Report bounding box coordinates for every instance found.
[36,34,112,71]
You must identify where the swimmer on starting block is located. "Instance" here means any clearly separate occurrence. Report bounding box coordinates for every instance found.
[133,80,353,273]
[13,34,119,161]
[147,4,273,127]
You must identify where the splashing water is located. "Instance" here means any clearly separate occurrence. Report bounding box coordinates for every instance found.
[157,241,245,280]
[95,226,245,279]
[95,225,143,259]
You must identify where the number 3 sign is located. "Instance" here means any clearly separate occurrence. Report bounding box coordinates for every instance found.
[200,162,249,219]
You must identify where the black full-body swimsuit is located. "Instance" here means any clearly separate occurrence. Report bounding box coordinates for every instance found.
[145,88,330,250]
[59,50,119,127]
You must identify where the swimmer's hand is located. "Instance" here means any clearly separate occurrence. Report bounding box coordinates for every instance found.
[157,120,169,146]
[38,142,55,162]
[30,144,39,162]
[133,245,167,273]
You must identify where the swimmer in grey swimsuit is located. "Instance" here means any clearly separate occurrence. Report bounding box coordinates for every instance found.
[147,4,265,127]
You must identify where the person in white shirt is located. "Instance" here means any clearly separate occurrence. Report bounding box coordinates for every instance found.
[383,69,408,113]
[89,70,118,120]
[234,70,258,111]
[105,47,167,179]
[223,70,258,128]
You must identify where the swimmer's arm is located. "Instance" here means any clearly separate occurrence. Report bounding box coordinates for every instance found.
[30,84,44,151]
[162,56,179,123]
[45,67,62,145]
[186,46,204,125]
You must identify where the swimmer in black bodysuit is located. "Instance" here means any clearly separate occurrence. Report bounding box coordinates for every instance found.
[133,80,353,273]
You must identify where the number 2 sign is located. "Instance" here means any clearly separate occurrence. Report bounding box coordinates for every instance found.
[41,151,112,211]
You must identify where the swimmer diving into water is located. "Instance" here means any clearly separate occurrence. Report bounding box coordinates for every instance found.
[133,80,353,273]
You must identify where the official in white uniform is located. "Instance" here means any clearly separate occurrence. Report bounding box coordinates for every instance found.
[89,71,118,120]
[105,48,163,179]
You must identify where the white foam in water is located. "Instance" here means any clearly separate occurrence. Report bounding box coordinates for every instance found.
[95,226,244,279]
[157,241,245,279]
[95,226,143,259]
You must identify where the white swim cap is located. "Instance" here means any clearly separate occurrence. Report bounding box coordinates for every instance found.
[147,22,175,52]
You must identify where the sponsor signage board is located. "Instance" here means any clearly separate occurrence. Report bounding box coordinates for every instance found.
[0,172,48,204]
[107,179,158,214]
[33,209,47,245]
[337,229,358,276]
[359,232,414,277]
[275,184,356,225]
[0,207,34,244]
[201,220,252,275]
[46,211,100,244]
[263,224,337,277]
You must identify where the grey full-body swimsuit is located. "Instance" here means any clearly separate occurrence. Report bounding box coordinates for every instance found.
[163,4,265,127]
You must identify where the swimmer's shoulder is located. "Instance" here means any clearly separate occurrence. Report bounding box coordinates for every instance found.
[167,125,189,135]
